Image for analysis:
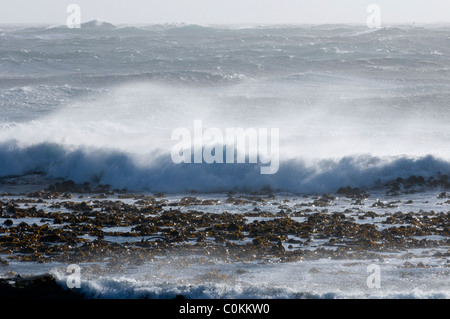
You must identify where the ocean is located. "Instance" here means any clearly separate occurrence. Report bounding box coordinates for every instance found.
[0,21,449,299]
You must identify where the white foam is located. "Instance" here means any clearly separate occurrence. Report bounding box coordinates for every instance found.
[50,257,450,299]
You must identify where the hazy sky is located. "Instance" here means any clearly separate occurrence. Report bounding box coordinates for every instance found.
[1,0,449,25]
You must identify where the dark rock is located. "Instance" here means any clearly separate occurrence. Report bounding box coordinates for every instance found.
[336,186,369,199]
[0,274,84,299]
[3,219,13,226]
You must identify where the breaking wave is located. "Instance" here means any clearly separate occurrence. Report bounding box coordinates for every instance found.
[1,23,449,194]
[1,140,449,193]
[50,271,450,299]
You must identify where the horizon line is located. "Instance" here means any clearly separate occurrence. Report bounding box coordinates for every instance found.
[2,20,450,27]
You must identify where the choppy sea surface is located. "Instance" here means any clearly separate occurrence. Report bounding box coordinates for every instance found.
[0,21,449,298]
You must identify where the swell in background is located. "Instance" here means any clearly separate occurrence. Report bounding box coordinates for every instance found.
[0,23,449,192]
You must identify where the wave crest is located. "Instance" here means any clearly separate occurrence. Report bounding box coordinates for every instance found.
[1,141,449,193]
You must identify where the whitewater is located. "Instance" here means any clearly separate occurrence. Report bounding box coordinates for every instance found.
[0,22,449,299]
[0,22,449,193]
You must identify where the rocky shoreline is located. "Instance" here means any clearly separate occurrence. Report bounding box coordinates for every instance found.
[0,177,448,265]
[0,175,449,298]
